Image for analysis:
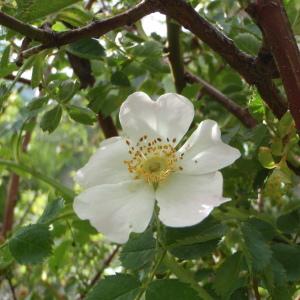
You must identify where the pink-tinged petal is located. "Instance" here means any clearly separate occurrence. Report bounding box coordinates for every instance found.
[156,172,229,227]
[178,120,240,175]
[73,180,155,244]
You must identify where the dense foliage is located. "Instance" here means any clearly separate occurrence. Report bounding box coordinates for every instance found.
[0,0,300,299]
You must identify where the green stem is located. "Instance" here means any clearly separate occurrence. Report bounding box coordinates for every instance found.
[135,205,166,300]
[163,253,214,300]
[0,159,74,201]
[0,241,8,250]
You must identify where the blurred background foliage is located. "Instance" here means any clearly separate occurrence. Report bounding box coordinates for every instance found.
[0,0,300,299]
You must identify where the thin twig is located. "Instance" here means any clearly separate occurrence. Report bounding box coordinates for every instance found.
[79,245,120,299]
[66,52,118,138]
[185,72,257,128]
[7,276,17,300]
[166,17,186,93]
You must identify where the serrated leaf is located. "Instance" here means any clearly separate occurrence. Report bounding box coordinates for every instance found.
[8,224,53,264]
[277,209,300,233]
[38,198,64,224]
[16,0,80,21]
[214,252,246,298]
[67,105,96,125]
[234,33,261,55]
[146,279,199,300]
[67,38,105,60]
[40,104,62,133]
[272,243,300,281]
[86,274,141,300]
[120,229,155,271]
[241,222,272,272]
[111,71,130,87]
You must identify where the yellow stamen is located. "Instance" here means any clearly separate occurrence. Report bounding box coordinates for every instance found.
[124,135,182,185]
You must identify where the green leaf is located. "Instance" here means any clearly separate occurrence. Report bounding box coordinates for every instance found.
[120,229,155,271]
[111,71,131,87]
[31,53,44,88]
[146,279,200,300]
[214,252,246,298]
[272,243,300,281]
[57,5,92,27]
[165,216,226,248]
[241,222,273,272]
[0,246,14,270]
[38,198,65,224]
[66,105,96,125]
[86,274,141,300]
[277,209,300,233]
[234,33,261,55]
[67,38,105,60]
[130,41,162,57]
[16,0,80,21]
[27,96,49,111]
[0,45,11,68]
[169,239,220,260]
[0,159,74,201]
[0,63,18,78]
[8,224,53,265]
[40,104,63,133]
[278,111,294,138]
[248,91,265,122]
[258,147,276,169]
[57,79,79,103]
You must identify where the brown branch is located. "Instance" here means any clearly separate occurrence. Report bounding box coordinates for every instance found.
[79,245,120,299]
[246,0,300,130]
[0,1,157,62]
[0,11,53,43]
[5,74,32,85]
[166,17,186,93]
[67,52,118,138]
[97,114,118,138]
[185,72,257,128]
[1,131,31,238]
[0,0,287,119]
[85,0,96,10]
[154,0,287,119]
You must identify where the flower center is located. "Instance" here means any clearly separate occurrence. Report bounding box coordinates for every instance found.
[123,135,183,185]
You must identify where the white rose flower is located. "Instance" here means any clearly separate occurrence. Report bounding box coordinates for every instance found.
[73,92,240,243]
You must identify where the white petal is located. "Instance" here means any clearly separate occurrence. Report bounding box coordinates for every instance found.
[179,120,240,175]
[75,137,131,188]
[155,93,194,144]
[119,92,194,144]
[73,180,155,243]
[156,172,229,227]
